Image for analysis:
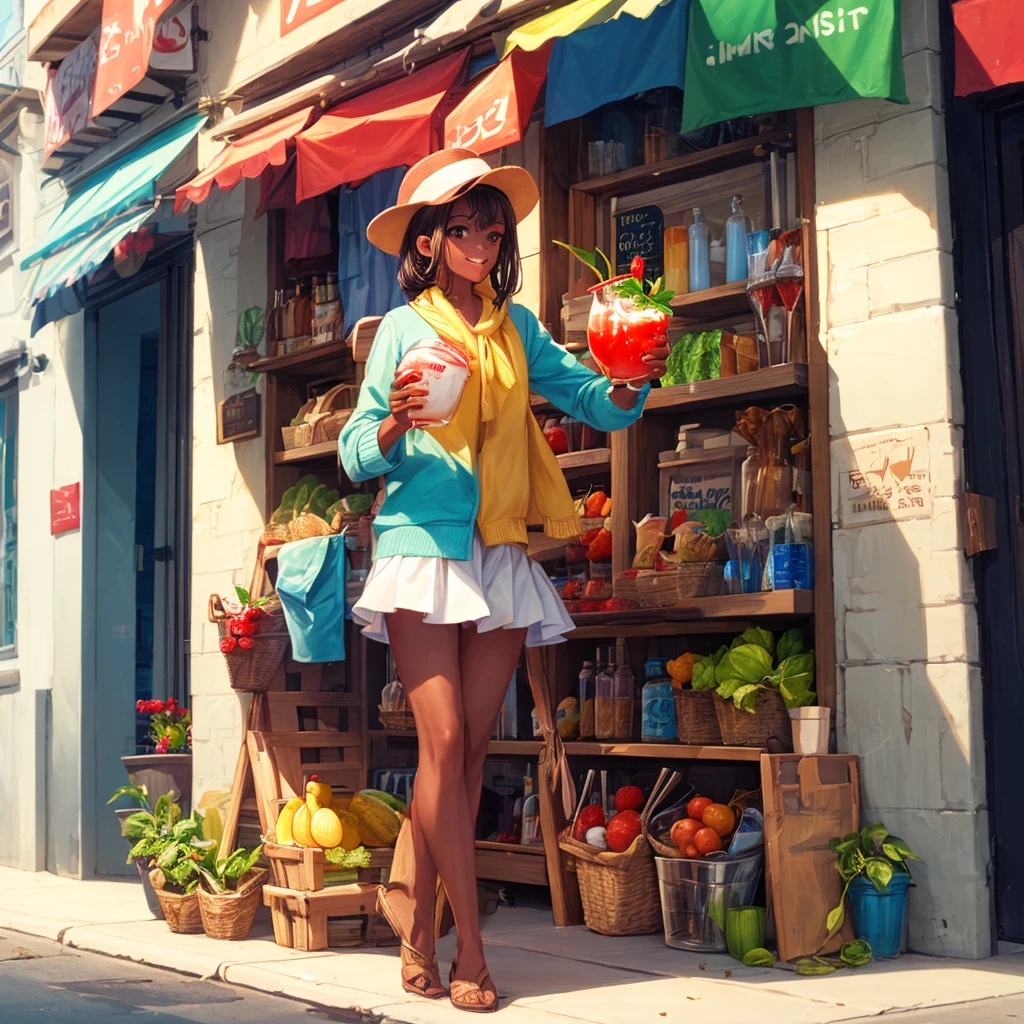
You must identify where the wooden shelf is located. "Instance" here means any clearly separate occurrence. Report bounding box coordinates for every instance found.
[250,339,351,377]
[669,280,752,325]
[569,590,814,638]
[476,843,549,885]
[557,448,610,476]
[573,130,794,198]
[274,441,338,464]
[563,741,763,762]
[646,363,808,413]
[475,840,546,856]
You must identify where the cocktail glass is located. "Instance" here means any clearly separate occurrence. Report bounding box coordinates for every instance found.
[774,246,804,365]
[745,250,777,368]
[587,275,669,385]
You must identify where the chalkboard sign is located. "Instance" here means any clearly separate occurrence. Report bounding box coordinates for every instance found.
[615,205,664,282]
[217,388,261,444]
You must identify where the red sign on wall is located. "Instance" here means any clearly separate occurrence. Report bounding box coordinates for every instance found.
[93,0,172,118]
[51,484,81,536]
[281,0,346,36]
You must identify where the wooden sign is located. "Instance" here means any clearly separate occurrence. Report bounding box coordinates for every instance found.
[51,483,81,535]
[217,388,261,444]
[615,205,664,282]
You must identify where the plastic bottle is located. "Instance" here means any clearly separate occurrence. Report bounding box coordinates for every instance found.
[521,764,542,846]
[726,195,753,283]
[641,659,678,743]
[579,659,597,740]
[688,208,710,293]
[664,225,689,295]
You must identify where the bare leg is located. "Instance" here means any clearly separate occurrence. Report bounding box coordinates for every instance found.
[387,611,485,986]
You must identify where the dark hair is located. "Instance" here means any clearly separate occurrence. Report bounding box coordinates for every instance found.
[397,184,521,308]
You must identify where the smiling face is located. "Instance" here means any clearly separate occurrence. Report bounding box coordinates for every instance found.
[416,197,505,285]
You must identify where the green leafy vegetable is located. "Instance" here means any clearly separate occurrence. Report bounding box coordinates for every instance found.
[691,647,726,691]
[795,958,836,976]
[715,644,773,687]
[731,683,762,713]
[324,845,373,869]
[689,508,731,537]
[742,947,776,968]
[612,274,676,316]
[771,652,816,709]
[840,940,873,968]
[776,627,808,663]
[739,627,774,657]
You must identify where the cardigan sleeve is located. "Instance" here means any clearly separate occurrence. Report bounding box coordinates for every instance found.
[338,314,406,482]
[516,304,650,432]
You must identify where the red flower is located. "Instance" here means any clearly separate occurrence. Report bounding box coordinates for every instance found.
[155,736,170,754]
[166,698,177,711]
[135,700,145,713]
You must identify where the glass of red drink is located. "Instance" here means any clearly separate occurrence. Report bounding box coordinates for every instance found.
[745,249,779,367]
[774,246,803,364]
[586,275,670,385]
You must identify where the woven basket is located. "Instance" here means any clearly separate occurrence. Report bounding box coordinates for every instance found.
[156,888,203,934]
[677,561,726,600]
[613,573,639,604]
[557,832,661,936]
[223,632,290,693]
[378,707,415,731]
[197,870,267,940]
[714,688,793,749]
[674,689,723,745]
[636,568,680,609]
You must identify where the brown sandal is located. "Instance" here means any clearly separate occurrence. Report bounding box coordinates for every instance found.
[376,886,447,999]
[449,958,498,1013]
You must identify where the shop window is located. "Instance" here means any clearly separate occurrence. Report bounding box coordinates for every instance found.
[0,385,16,652]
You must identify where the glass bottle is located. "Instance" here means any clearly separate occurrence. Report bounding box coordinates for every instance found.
[740,446,761,521]
[663,225,689,295]
[579,659,597,741]
[594,648,617,741]
[521,764,542,846]
[606,644,634,742]
[726,195,753,283]
[688,208,710,293]
[641,659,677,743]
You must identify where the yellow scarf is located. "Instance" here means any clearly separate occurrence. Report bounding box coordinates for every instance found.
[411,284,581,547]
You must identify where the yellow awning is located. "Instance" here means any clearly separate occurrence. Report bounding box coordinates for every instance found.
[501,0,671,56]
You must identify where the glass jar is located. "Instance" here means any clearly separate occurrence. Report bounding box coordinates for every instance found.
[597,644,634,741]
[664,225,689,296]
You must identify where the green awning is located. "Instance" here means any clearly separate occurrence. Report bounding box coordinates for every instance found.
[21,113,205,270]
[25,205,154,306]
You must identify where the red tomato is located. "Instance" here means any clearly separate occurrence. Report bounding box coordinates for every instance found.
[687,795,713,821]
[694,827,723,855]
[670,818,702,852]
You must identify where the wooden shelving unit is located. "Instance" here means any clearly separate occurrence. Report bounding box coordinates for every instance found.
[645,363,809,413]
[556,447,611,477]
[274,440,339,464]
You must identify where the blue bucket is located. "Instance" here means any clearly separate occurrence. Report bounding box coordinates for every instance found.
[847,873,911,957]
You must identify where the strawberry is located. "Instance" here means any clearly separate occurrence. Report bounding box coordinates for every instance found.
[220,637,237,654]
[573,804,606,841]
[238,636,254,651]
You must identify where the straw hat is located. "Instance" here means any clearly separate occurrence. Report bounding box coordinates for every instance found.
[366,148,539,256]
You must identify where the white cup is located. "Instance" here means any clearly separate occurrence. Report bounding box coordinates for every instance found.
[788,706,831,755]
[396,338,471,427]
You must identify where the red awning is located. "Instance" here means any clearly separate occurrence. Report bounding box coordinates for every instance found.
[295,48,470,203]
[954,0,1024,96]
[443,43,551,155]
[174,106,316,213]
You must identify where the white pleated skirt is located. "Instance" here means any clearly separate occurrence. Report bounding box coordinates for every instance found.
[352,532,574,647]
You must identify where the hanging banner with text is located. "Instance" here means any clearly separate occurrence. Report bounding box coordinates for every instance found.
[681,0,908,131]
[281,0,347,36]
[93,0,172,117]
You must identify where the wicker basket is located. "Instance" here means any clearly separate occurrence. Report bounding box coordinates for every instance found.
[613,572,639,604]
[677,561,726,600]
[223,632,290,692]
[674,689,723,745]
[636,568,680,609]
[197,870,268,940]
[378,707,415,731]
[156,889,204,934]
[714,688,793,749]
[557,832,661,936]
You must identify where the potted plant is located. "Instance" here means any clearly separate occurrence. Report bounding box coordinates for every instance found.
[195,845,267,941]
[146,811,216,934]
[827,822,921,958]
[110,789,183,917]
[122,698,193,815]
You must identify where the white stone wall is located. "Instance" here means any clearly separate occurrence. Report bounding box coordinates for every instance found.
[189,179,268,804]
[818,0,991,957]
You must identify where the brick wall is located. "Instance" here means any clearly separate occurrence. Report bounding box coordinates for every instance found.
[817,0,991,957]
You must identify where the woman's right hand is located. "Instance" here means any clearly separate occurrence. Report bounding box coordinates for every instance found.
[388,369,429,432]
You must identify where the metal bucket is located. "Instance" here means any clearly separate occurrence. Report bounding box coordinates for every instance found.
[655,848,764,952]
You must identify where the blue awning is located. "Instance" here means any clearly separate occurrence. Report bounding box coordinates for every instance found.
[543,0,688,127]
[21,113,206,270]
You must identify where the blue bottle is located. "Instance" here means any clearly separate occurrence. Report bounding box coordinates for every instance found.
[688,208,710,292]
[641,659,678,743]
[726,195,752,283]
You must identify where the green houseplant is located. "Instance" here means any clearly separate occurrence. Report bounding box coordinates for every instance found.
[828,823,920,957]
[195,844,267,941]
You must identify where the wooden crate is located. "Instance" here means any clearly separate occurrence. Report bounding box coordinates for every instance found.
[265,841,325,891]
[264,882,378,952]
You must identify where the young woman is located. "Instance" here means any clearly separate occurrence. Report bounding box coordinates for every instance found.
[340,148,667,1012]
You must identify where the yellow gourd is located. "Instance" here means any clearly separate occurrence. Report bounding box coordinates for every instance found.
[349,792,402,846]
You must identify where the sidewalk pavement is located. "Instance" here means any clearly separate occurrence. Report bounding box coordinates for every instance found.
[2,864,1024,1024]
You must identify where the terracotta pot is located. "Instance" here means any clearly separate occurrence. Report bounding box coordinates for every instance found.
[121,754,192,815]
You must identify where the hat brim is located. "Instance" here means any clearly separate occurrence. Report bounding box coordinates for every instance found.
[366,164,539,257]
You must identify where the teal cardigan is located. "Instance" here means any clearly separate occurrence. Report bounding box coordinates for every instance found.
[338,302,649,561]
